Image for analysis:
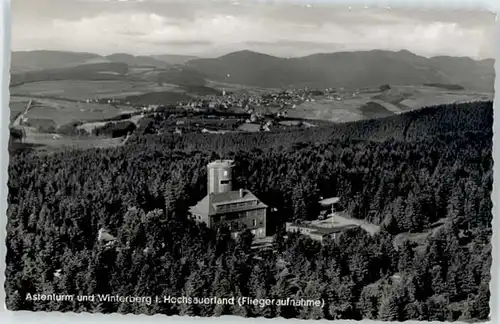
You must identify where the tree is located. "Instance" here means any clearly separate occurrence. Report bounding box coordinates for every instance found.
[378,288,404,321]
[236,229,254,254]
[273,275,298,318]
[397,240,414,273]
[430,265,446,296]
[403,300,426,320]
[5,100,494,321]
[357,285,380,319]
[425,295,449,321]
[471,282,490,320]
[212,264,233,316]
[164,174,188,220]
[297,278,325,320]
[410,257,432,301]
[179,270,207,316]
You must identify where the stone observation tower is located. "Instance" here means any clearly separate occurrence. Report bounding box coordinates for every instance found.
[207,160,234,195]
[190,159,268,239]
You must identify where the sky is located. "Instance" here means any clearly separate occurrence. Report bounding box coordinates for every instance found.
[12,0,497,59]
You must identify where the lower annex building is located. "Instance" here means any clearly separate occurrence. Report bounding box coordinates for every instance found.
[188,160,268,239]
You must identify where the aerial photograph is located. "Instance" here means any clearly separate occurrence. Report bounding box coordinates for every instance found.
[5,0,495,322]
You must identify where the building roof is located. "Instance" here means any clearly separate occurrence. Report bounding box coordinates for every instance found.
[211,189,257,204]
[189,189,268,217]
[238,123,261,132]
[207,160,234,168]
[310,225,357,235]
[286,222,358,236]
[319,197,340,206]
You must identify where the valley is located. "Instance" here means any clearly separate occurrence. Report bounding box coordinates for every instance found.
[8,49,495,152]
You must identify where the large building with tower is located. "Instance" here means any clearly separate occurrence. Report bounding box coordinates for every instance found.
[189,160,268,239]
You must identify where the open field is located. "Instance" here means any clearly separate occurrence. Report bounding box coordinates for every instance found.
[400,93,493,109]
[20,97,132,126]
[16,128,127,150]
[206,80,280,95]
[77,113,146,133]
[381,85,493,107]
[392,225,446,254]
[11,80,493,128]
[9,98,29,122]
[76,121,109,133]
[392,219,448,253]
[287,99,366,122]
[285,85,493,122]
[10,80,180,101]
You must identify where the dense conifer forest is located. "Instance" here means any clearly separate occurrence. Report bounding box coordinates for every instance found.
[5,101,493,321]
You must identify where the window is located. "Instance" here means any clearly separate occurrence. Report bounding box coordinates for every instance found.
[223,170,228,177]
[220,180,230,185]
[198,215,201,220]
[252,219,257,227]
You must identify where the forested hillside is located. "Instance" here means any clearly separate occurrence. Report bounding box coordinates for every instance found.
[5,101,493,321]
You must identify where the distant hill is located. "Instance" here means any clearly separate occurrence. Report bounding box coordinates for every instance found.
[426,56,495,91]
[103,53,169,68]
[11,51,170,72]
[10,49,495,93]
[155,66,208,87]
[10,62,130,85]
[151,54,199,65]
[11,50,101,72]
[187,49,494,92]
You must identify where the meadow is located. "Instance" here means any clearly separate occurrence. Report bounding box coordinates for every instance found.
[286,85,494,122]
[16,97,131,126]
[9,98,28,122]
[9,80,180,101]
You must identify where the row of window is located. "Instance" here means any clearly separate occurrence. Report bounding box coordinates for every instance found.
[193,211,263,223]
[217,202,258,212]
[233,227,265,238]
[230,219,263,230]
[193,216,261,230]
[220,212,263,222]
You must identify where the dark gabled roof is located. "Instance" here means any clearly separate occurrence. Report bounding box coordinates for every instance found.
[189,189,267,217]
[189,195,214,216]
[211,189,258,204]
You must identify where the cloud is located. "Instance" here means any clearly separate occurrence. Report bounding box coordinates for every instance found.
[11,4,495,59]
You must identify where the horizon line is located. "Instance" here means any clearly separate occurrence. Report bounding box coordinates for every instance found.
[11,48,495,62]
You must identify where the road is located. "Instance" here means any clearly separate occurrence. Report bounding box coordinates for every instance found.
[11,99,33,127]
